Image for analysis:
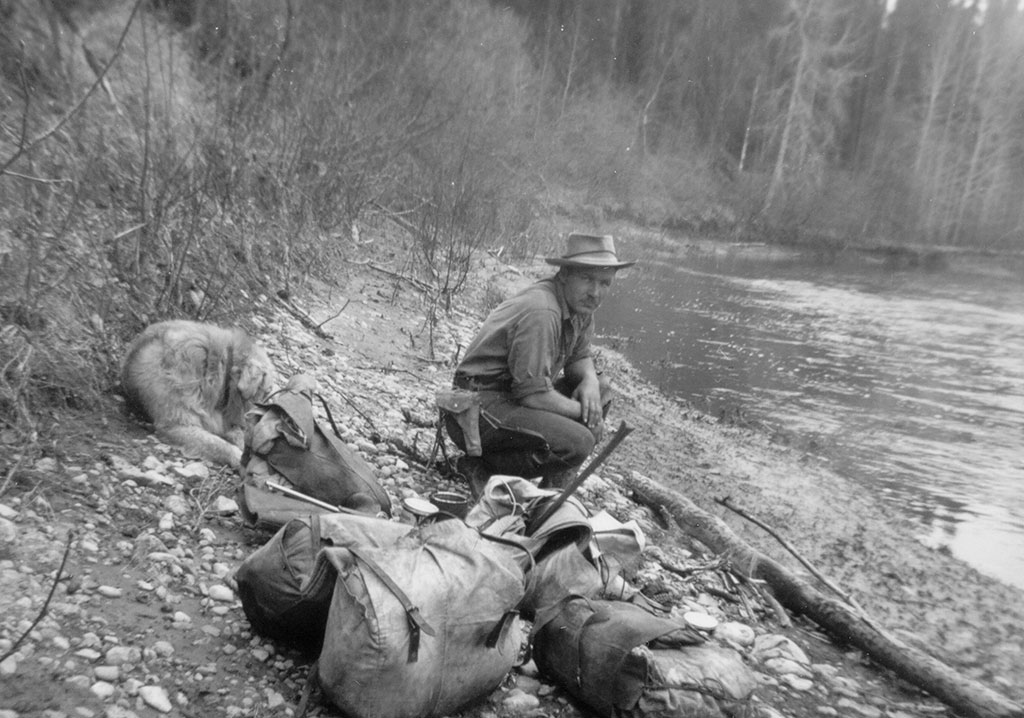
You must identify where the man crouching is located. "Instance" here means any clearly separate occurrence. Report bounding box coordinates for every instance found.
[445,232,635,495]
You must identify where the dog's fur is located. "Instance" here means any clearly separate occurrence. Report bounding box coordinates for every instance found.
[121,320,277,467]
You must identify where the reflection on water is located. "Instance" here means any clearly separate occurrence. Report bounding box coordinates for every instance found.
[599,240,1024,589]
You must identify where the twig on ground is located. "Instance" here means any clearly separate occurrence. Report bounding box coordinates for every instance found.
[716,496,862,610]
[274,295,331,339]
[646,546,722,577]
[0,529,75,663]
[316,299,350,329]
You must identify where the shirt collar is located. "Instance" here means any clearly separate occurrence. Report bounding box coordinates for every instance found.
[551,276,574,323]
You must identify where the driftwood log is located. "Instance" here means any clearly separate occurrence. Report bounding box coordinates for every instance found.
[622,471,1024,718]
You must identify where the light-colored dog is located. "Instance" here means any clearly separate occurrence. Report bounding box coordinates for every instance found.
[121,320,278,467]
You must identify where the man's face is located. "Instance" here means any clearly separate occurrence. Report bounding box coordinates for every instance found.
[560,266,617,317]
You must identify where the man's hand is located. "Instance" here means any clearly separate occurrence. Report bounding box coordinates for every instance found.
[573,376,604,441]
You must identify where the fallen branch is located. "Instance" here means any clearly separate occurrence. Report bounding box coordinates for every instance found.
[623,471,1024,718]
[716,496,862,612]
[274,295,331,339]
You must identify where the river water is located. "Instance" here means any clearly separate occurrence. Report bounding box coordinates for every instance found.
[598,239,1024,589]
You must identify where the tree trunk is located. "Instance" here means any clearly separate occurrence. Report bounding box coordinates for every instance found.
[621,471,1024,718]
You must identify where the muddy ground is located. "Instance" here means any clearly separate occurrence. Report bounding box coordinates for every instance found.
[1,231,1021,718]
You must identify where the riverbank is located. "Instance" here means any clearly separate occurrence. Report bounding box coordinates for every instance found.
[0,226,1021,718]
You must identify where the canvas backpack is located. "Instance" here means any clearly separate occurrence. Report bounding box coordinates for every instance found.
[241,378,392,524]
[317,519,530,718]
[532,597,757,718]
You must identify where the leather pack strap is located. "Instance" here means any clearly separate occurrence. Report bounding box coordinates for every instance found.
[347,547,437,663]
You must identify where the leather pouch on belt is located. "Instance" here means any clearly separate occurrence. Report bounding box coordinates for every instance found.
[436,390,483,457]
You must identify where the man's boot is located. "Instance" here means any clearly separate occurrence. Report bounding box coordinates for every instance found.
[456,455,491,501]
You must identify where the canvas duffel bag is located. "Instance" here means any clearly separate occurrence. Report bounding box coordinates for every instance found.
[532,597,758,718]
[317,519,529,718]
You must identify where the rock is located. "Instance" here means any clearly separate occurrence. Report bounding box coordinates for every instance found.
[35,457,59,472]
[0,503,18,519]
[0,655,18,676]
[94,665,120,682]
[502,689,540,713]
[208,584,235,602]
[213,496,238,515]
[105,646,142,665]
[151,641,174,657]
[752,634,810,667]
[157,513,175,532]
[780,673,814,691]
[265,690,286,709]
[163,495,189,516]
[763,656,813,679]
[96,585,123,598]
[139,685,173,713]
[835,698,883,718]
[0,517,16,545]
[91,680,116,699]
[715,621,756,647]
[75,648,103,661]
[173,461,209,480]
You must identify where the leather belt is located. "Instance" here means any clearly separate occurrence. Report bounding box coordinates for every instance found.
[453,374,512,393]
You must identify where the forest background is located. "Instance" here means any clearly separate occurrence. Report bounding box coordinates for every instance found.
[2,0,1024,443]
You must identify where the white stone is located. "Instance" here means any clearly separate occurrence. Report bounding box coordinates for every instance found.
[0,518,16,544]
[163,495,189,516]
[173,461,209,480]
[0,655,18,675]
[94,665,120,682]
[502,689,540,713]
[213,496,238,515]
[0,503,18,519]
[714,621,756,647]
[90,680,116,699]
[151,640,175,657]
[208,584,235,603]
[96,585,123,598]
[157,513,174,531]
[105,646,141,665]
[780,673,814,691]
[139,685,173,713]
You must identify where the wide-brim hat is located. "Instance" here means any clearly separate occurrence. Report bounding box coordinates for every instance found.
[545,233,636,269]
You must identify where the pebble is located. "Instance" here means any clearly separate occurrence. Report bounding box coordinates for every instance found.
[502,689,541,713]
[96,585,123,598]
[90,680,116,699]
[0,517,16,544]
[0,502,18,519]
[714,621,756,647]
[0,655,18,675]
[106,646,142,665]
[139,685,173,713]
[208,584,235,602]
[835,698,883,718]
[173,461,210,480]
[213,496,238,515]
[95,665,121,681]
[151,640,175,657]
